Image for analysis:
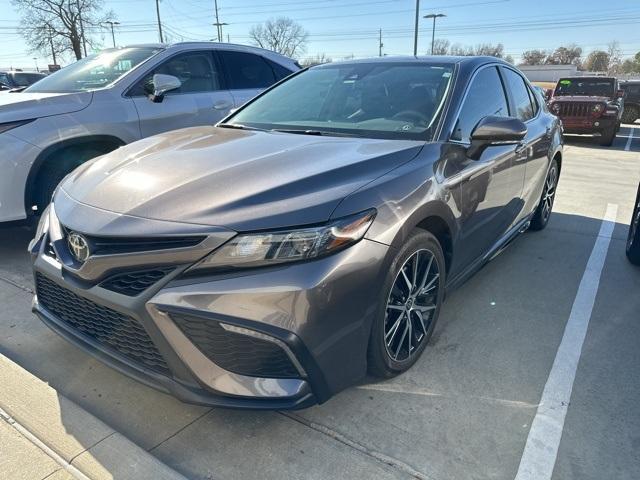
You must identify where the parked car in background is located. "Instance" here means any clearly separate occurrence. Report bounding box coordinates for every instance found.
[0,42,299,223]
[620,80,640,124]
[0,70,46,91]
[628,182,640,265]
[548,76,623,146]
[30,56,562,409]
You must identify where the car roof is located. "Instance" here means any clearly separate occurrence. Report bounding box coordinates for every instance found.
[312,55,510,68]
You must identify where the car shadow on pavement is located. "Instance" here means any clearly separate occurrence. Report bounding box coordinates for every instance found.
[563,124,638,152]
[0,211,638,480]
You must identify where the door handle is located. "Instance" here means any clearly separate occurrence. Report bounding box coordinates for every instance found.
[213,100,232,110]
[514,142,529,162]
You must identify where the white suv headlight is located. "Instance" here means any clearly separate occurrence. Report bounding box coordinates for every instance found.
[192,210,376,271]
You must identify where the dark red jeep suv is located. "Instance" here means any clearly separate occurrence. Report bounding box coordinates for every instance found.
[549,76,623,146]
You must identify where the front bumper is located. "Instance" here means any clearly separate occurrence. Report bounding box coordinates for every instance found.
[31,205,389,409]
[560,114,617,134]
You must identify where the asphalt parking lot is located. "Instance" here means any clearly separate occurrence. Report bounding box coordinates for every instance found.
[1,125,639,480]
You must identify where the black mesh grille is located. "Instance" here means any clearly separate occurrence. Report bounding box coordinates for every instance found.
[172,314,300,378]
[100,267,175,296]
[35,273,170,376]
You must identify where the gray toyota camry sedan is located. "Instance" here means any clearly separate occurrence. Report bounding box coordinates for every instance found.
[30,56,562,409]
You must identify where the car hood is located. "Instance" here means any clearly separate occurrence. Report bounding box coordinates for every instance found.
[59,126,424,231]
[0,91,92,123]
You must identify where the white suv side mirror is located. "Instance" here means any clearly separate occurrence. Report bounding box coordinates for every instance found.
[150,74,181,103]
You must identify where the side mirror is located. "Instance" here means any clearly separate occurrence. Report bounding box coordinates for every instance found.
[617,89,625,98]
[545,89,553,101]
[149,74,181,103]
[467,116,527,160]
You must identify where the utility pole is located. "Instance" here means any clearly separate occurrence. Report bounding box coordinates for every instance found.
[33,57,39,72]
[413,0,420,56]
[76,0,87,56]
[47,25,57,66]
[155,0,164,42]
[213,0,222,42]
[423,13,446,55]
[105,21,120,48]
[378,28,383,57]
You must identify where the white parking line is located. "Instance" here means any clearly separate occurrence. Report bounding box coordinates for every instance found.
[514,203,618,480]
[625,127,635,151]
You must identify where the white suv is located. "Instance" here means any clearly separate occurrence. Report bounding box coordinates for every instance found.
[0,42,299,223]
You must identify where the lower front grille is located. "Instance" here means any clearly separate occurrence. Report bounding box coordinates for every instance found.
[100,267,175,296]
[172,314,301,378]
[35,273,170,376]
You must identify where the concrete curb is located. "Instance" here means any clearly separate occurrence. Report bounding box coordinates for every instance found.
[0,353,187,480]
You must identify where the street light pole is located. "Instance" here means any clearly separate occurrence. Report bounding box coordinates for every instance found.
[155,0,164,43]
[33,57,39,72]
[413,0,420,56]
[423,13,446,55]
[379,28,383,57]
[105,21,120,48]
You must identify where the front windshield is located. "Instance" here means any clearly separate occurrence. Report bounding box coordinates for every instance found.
[25,47,162,93]
[554,78,614,97]
[229,63,454,141]
[12,73,45,86]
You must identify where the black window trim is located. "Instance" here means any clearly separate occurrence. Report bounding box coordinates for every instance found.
[447,63,511,146]
[498,65,540,124]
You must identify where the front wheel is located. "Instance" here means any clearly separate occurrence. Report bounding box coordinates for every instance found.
[626,185,640,265]
[600,126,616,146]
[368,230,445,378]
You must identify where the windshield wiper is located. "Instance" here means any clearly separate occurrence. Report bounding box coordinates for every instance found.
[270,128,358,137]
[8,86,27,93]
[217,123,265,131]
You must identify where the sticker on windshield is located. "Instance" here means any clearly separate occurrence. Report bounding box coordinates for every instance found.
[442,72,451,78]
[559,79,572,86]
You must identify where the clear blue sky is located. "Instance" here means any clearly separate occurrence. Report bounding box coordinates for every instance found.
[1,0,639,69]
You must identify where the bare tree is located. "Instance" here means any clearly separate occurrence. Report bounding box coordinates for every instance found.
[249,17,308,58]
[300,53,332,67]
[13,0,112,61]
[474,43,505,58]
[546,45,582,65]
[431,38,450,55]
[520,49,547,65]
[606,41,622,74]
[583,50,610,72]
[449,43,474,56]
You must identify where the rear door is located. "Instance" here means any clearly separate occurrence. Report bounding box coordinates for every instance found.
[499,66,551,219]
[217,50,291,108]
[450,65,526,269]
[130,50,234,138]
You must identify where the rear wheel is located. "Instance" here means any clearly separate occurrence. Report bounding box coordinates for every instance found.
[530,159,559,231]
[621,105,639,124]
[600,125,616,146]
[368,230,445,378]
[626,185,640,265]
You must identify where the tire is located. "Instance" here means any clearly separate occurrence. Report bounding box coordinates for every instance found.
[530,158,559,231]
[600,125,616,146]
[621,105,639,124]
[626,185,640,265]
[367,230,445,378]
[32,146,111,214]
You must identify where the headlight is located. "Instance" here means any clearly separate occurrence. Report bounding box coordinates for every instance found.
[592,104,603,113]
[27,204,50,253]
[0,119,35,135]
[192,209,376,271]
[551,103,561,113]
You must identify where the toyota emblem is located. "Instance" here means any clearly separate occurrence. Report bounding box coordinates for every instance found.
[67,232,90,263]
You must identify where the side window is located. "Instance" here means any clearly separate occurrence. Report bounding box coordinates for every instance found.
[527,86,539,116]
[219,51,276,89]
[451,66,509,143]
[0,73,10,87]
[502,68,535,121]
[130,51,220,96]
[265,59,295,81]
